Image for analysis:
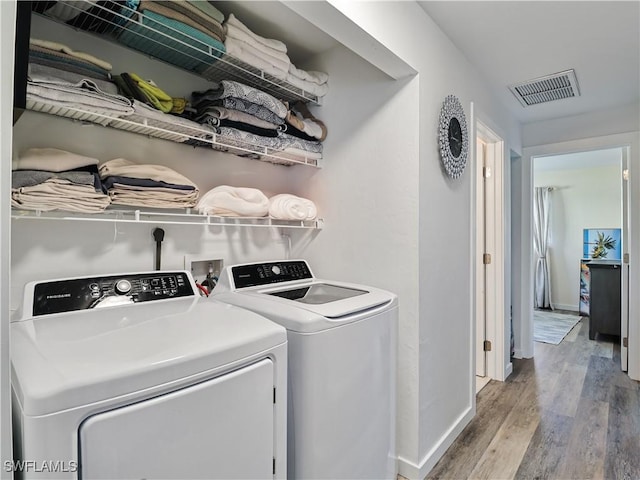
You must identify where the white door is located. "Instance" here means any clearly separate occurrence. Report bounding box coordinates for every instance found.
[476,138,488,377]
[475,118,506,382]
[79,359,275,479]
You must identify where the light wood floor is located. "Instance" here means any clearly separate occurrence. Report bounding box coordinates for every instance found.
[426,316,640,480]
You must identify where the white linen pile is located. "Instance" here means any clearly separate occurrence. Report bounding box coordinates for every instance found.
[269,194,318,221]
[11,148,111,213]
[196,185,269,217]
[222,13,329,99]
[99,158,199,208]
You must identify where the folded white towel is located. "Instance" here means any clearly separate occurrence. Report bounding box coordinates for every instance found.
[225,23,291,68]
[197,185,269,217]
[288,64,329,85]
[285,73,330,98]
[224,38,288,80]
[269,193,317,221]
[225,13,288,53]
[14,148,100,172]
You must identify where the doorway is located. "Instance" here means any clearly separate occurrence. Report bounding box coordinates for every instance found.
[475,119,507,390]
[531,147,628,368]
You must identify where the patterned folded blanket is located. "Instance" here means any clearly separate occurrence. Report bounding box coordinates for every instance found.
[192,80,287,119]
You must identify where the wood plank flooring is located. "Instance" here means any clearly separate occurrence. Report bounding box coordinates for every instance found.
[425,316,640,480]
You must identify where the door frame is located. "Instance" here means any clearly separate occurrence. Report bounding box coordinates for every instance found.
[520,132,640,381]
[473,110,508,382]
[622,148,630,371]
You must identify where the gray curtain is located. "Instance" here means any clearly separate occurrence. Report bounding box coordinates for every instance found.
[534,187,552,309]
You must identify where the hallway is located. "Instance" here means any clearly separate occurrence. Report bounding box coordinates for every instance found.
[426,317,640,479]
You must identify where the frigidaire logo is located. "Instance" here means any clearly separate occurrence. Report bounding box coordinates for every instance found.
[46,293,71,299]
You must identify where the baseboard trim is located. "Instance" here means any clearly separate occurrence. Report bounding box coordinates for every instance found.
[505,361,513,379]
[551,303,578,312]
[397,406,474,479]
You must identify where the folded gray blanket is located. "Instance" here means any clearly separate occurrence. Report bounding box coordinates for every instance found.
[12,170,97,189]
[27,73,134,116]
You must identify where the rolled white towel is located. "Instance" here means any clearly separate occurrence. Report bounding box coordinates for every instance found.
[197,185,269,217]
[269,193,317,221]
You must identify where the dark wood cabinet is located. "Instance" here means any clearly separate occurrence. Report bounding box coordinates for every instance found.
[587,261,621,340]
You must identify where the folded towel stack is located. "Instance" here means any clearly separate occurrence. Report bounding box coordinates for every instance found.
[196,185,270,217]
[223,13,291,80]
[191,80,288,153]
[117,0,226,73]
[269,194,318,221]
[26,70,134,125]
[29,38,113,82]
[99,158,199,209]
[11,148,111,213]
[221,14,330,100]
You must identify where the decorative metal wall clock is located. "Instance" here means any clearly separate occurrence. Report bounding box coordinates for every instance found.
[438,95,469,179]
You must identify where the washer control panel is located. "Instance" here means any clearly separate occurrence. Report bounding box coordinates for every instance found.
[232,261,313,289]
[32,272,194,316]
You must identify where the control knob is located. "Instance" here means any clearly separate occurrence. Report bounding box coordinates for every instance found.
[271,265,281,275]
[115,279,132,295]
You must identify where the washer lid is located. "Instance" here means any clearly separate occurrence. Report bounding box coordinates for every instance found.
[214,280,396,333]
[265,283,368,305]
[11,297,286,416]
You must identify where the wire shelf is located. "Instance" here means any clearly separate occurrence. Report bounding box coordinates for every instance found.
[31,1,322,105]
[25,100,321,167]
[11,207,324,230]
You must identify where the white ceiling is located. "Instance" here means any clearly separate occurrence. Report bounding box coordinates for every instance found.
[418,1,640,125]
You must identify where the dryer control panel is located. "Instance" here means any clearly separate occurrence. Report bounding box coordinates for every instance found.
[232,261,313,289]
[31,272,194,316]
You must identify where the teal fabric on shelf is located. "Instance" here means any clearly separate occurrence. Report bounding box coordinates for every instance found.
[117,9,225,73]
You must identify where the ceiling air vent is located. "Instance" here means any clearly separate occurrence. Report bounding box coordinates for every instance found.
[509,69,580,107]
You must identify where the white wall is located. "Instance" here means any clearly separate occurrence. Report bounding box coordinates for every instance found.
[0,2,16,475]
[534,162,622,311]
[287,2,522,477]
[523,103,640,148]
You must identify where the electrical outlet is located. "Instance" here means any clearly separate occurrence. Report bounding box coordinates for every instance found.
[184,255,224,284]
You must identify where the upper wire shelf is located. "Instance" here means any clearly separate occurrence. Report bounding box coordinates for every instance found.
[31,1,321,105]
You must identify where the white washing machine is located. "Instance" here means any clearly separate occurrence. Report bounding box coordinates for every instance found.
[213,260,397,480]
[11,270,287,479]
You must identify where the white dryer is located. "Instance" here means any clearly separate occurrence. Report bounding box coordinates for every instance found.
[213,260,397,480]
[11,271,287,480]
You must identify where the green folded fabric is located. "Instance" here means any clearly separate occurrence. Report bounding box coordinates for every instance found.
[129,72,174,113]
